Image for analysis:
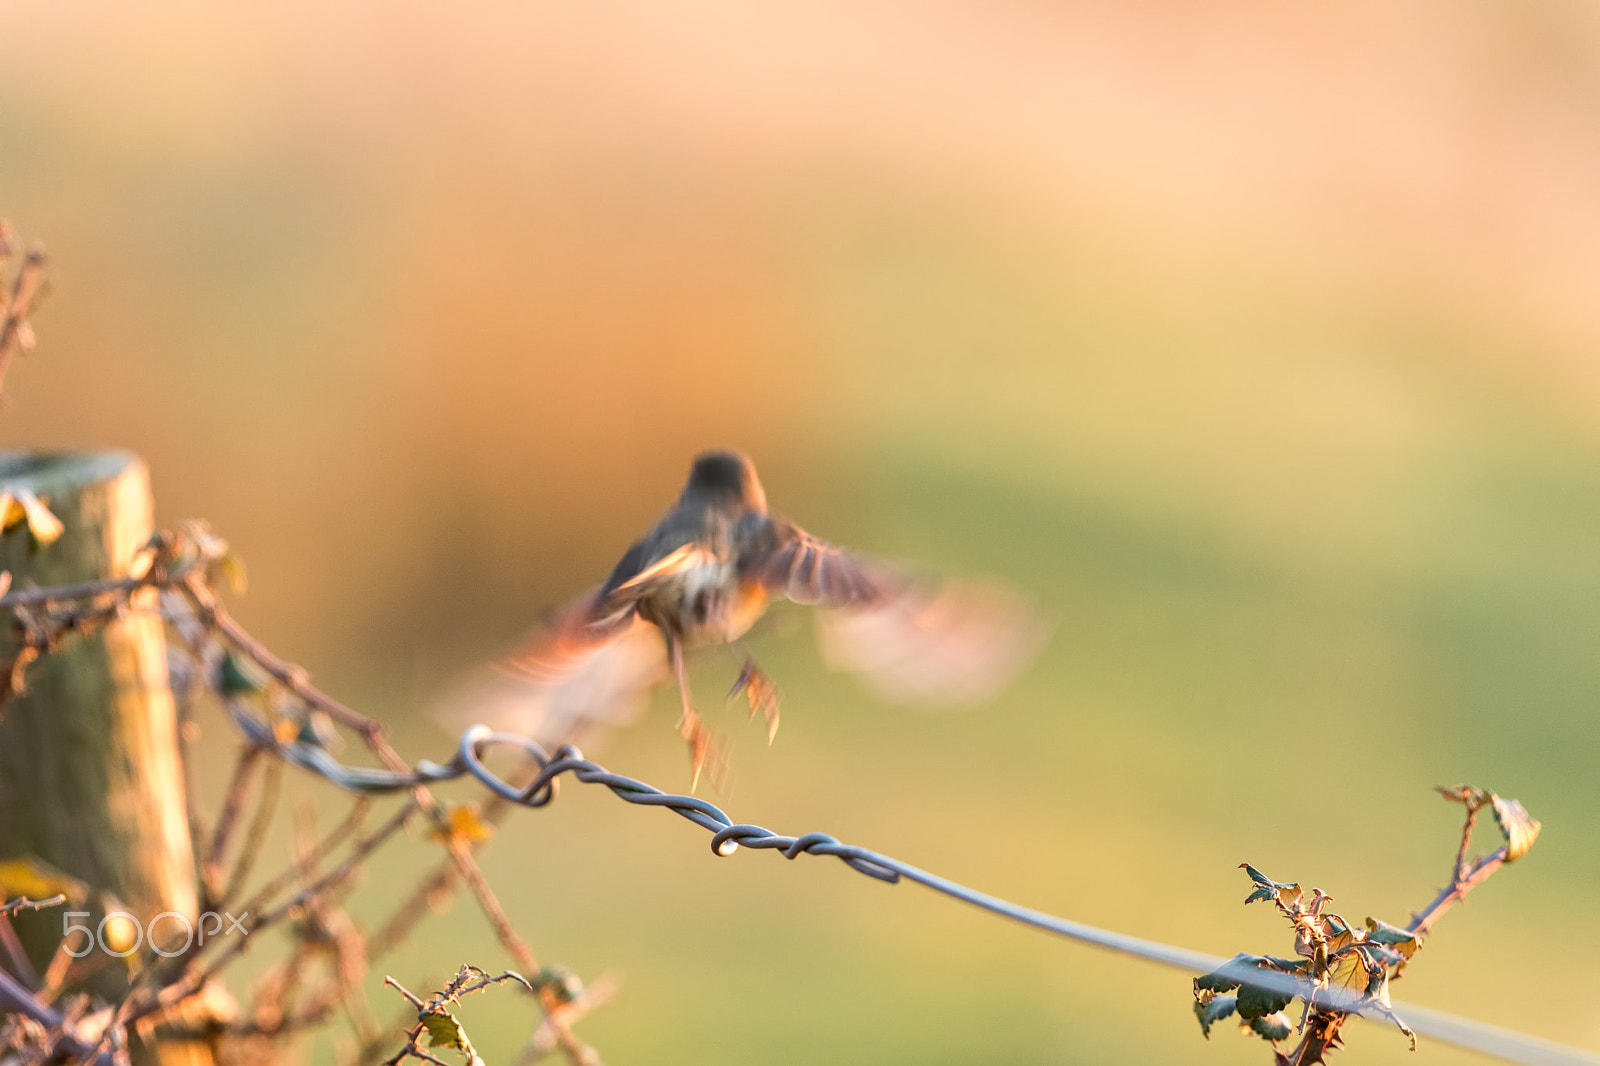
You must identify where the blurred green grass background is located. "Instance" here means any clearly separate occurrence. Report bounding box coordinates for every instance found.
[2,1,1599,1062]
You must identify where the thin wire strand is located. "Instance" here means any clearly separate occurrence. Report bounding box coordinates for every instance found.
[11,562,1589,1063]
[213,697,1600,1066]
[457,729,1597,1066]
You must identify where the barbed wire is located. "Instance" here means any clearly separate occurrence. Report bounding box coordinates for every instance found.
[218,687,1600,1066]
[6,560,1598,1066]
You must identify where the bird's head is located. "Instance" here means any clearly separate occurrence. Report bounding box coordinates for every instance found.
[682,450,767,511]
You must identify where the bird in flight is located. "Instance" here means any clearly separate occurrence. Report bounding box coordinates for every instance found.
[459,450,1043,790]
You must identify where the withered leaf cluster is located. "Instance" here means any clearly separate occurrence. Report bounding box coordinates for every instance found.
[1193,785,1540,1066]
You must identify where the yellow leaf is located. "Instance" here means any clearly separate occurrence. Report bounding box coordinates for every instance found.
[1322,912,1355,954]
[420,1007,469,1052]
[1489,794,1541,862]
[0,857,88,902]
[0,493,24,531]
[13,489,63,546]
[432,805,493,846]
[1324,946,1375,1001]
[1439,784,1541,862]
[219,552,249,594]
[1363,917,1420,962]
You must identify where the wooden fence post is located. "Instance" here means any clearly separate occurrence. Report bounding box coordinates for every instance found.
[0,452,209,1066]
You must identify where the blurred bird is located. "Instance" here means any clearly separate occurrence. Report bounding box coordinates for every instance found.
[452,450,1043,790]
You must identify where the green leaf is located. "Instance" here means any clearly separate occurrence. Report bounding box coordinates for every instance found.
[1196,953,1260,993]
[1489,794,1541,862]
[420,1007,475,1057]
[1238,864,1301,908]
[218,652,266,696]
[1239,863,1273,885]
[1236,979,1294,1022]
[1363,917,1420,961]
[1352,940,1406,970]
[534,966,584,1005]
[296,710,338,750]
[1194,994,1237,1038]
[1200,955,1298,1020]
[1248,1012,1293,1042]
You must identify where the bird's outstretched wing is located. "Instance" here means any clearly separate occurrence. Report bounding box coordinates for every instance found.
[741,516,895,606]
[742,517,1047,707]
[813,577,1046,706]
[436,586,667,748]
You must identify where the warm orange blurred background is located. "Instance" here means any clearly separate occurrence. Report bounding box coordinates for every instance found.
[3,2,1599,1063]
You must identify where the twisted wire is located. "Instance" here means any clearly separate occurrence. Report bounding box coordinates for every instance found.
[220,701,1600,1066]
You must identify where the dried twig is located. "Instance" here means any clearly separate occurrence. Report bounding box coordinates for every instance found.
[201,746,267,905]
[224,754,284,906]
[176,571,599,1064]
[516,973,618,1066]
[381,968,534,1066]
[166,799,419,1006]
[1195,784,1542,1065]
[0,896,66,991]
[234,797,372,921]
[1408,786,1537,939]
[0,561,601,1065]
[0,220,50,397]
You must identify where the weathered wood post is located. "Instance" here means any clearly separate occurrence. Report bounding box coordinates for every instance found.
[0,452,208,1066]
